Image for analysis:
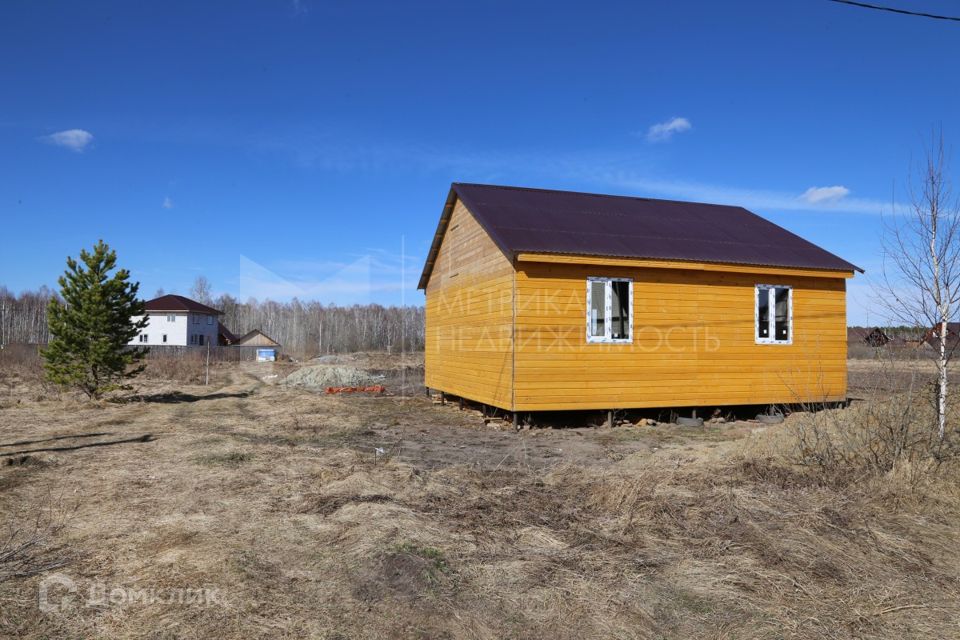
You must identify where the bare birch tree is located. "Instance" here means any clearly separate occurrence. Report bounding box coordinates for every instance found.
[880,131,960,441]
[190,276,213,305]
[0,287,56,346]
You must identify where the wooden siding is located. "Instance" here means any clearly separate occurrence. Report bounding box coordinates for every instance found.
[424,199,514,409]
[233,332,280,347]
[513,261,847,411]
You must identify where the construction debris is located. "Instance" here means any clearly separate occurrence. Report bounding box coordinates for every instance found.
[325,385,386,395]
[284,365,384,390]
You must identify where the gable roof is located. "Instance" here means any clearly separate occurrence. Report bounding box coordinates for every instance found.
[144,294,223,315]
[848,326,890,345]
[233,329,280,347]
[418,183,862,289]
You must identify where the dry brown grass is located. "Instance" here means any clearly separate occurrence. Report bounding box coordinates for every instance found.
[0,357,958,639]
[0,344,43,383]
[139,353,209,385]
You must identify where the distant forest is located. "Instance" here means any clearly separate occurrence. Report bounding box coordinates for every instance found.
[0,286,425,356]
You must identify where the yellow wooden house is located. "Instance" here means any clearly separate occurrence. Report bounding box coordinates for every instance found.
[418,183,860,418]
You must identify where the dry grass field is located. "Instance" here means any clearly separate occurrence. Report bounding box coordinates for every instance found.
[1,353,959,639]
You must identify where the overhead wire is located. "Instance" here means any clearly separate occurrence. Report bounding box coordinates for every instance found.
[827,0,960,22]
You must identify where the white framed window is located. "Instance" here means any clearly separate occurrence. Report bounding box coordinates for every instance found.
[192,315,200,325]
[138,334,148,343]
[586,277,633,343]
[167,314,176,322]
[756,284,792,344]
[207,315,213,325]
[189,334,197,345]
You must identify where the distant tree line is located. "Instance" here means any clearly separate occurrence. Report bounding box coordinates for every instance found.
[0,286,425,356]
[215,294,425,356]
[0,286,56,345]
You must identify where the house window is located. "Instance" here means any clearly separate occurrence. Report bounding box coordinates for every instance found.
[189,334,196,345]
[139,334,148,343]
[207,315,213,325]
[756,285,792,344]
[588,280,606,339]
[167,314,176,322]
[192,315,199,325]
[198,335,205,346]
[587,277,633,343]
[162,334,167,343]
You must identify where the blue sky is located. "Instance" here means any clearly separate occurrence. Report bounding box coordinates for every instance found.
[2,1,959,323]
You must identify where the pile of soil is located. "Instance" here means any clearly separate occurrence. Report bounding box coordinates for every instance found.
[283,365,383,390]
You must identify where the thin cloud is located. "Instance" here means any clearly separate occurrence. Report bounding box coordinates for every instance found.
[38,129,94,152]
[800,185,851,205]
[229,126,900,215]
[162,196,174,209]
[602,175,898,215]
[646,117,692,142]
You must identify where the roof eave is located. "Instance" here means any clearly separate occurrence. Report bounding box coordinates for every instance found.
[145,308,225,315]
[417,187,459,290]
[515,251,862,277]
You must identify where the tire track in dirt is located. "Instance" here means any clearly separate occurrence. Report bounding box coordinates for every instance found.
[162,367,266,432]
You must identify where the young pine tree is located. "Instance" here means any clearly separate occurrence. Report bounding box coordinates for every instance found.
[43,240,149,398]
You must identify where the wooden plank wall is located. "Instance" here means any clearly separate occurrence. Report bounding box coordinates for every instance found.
[513,261,847,411]
[424,199,514,409]
[234,333,280,347]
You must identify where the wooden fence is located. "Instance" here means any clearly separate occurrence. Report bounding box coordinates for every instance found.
[143,345,278,362]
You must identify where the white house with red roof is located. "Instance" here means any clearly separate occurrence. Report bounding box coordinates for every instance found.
[129,294,223,347]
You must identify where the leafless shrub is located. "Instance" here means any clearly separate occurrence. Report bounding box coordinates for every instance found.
[0,494,73,583]
[788,358,960,487]
[848,342,884,360]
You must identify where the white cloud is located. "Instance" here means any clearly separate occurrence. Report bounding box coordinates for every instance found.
[800,185,851,205]
[646,117,692,142]
[38,129,94,152]
[162,196,174,209]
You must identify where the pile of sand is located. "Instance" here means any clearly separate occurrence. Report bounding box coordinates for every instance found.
[283,365,383,390]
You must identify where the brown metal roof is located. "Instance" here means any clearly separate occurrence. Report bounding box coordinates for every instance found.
[233,329,281,347]
[218,321,238,344]
[144,294,223,315]
[418,183,862,289]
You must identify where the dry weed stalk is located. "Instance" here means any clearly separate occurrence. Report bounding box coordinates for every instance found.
[0,491,74,582]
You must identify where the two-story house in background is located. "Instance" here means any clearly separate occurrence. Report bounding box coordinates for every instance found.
[129,294,223,347]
